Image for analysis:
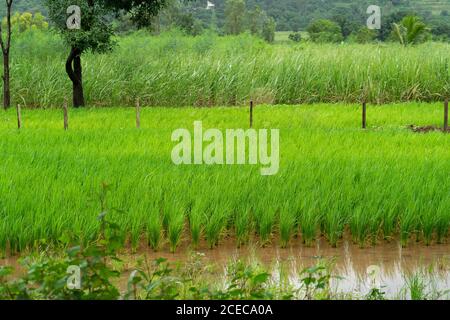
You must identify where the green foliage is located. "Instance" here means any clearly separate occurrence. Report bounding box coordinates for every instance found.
[365,288,386,300]
[288,32,301,42]
[247,5,263,35]
[224,0,246,35]
[300,262,336,300]
[44,0,169,53]
[352,27,377,44]
[1,30,450,106]
[2,12,48,33]
[306,19,343,43]
[261,16,275,43]
[176,12,203,36]
[0,185,123,299]
[0,0,47,17]
[0,213,448,300]
[45,0,115,54]
[0,104,449,252]
[401,268,450,300]
[3,0,450,36]
[223,1,276,42]
[393,15,430,46]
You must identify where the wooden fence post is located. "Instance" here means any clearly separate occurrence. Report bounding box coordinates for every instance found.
[16,104,21,129]
[362,101,367,129]
[136,98,141,129]
[63,98,69,130]
[444,98,448,131]
[250,100,253,128]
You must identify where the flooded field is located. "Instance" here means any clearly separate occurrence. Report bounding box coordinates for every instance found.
[117,239,450,298]
[2,239,449,299]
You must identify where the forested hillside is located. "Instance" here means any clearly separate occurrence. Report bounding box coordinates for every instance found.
[1,0,449,31]
[186,0,450,31]
[0,0,46,16]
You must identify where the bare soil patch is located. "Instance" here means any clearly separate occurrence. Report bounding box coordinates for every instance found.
[407,125,450,133]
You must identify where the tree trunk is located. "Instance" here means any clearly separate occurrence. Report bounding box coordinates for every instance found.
[2,53,10,110]
[73,54,84,107]
[1,0,13,110]
[66,47,85,107]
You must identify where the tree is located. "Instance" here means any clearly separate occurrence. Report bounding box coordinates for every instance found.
[224,0,245,35]
[262,16,275,43]
[45,0,168,107]
[392,15,430,46]
[247,5,263,35]
[6,11,48,33]
[288,32,301,43]
[246,5,275,43]
[352,27,377,44]
[430,19,450,41]
[330,6,362,39]
[306,19,343,43]
[176,12,203,36]
[378,10,410,41]
[0,0,13,110]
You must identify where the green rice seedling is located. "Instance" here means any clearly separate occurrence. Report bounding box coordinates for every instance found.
[321,191,349,247]
[349,207,370,248]
[366,198,385,246]
[188,200,204,249]
[400,206,419,248]
[0,104,449,251]
[435,211,450,244]
[234,204,253,247]
[279,203,296,248]
[204,209,223,249]
[147,209,162,251]
[252,196,277,246]
[435,198,450,244]
[323,210,346,248]
[382,205,399,241]
[167,212,184,253]
[163,199,185,253]
[404,273,428,300]
[129,219,143,251]
[258,208,276,246]
[300,207,320,247]
[421,205,439,246]
[205,199,231,249]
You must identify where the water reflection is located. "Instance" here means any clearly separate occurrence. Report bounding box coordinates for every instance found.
[133,238,449,298]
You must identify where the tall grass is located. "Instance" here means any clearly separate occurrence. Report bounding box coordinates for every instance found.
[2,30,450,108]
[0,103,449,253]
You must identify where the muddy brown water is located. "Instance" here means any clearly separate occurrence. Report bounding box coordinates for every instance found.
[119,238,450,298]
[2,239,449,298]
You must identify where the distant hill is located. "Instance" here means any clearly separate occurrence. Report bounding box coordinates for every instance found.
[188,0,450,31]
[1,0,449,31]
[0,0,46,17]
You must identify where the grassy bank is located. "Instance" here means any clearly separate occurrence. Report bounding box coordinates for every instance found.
[0,103,449,252]
[3,30,450,108]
